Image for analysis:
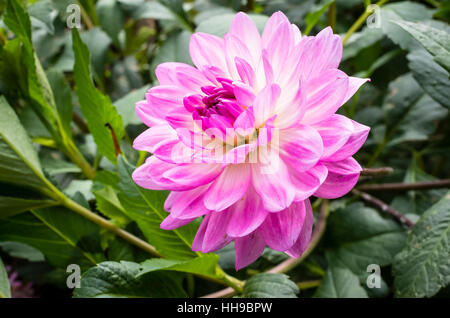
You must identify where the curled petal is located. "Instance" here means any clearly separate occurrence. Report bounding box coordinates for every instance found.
[258,200,306,251]
[285,200,314,258]
[190,33,228,75]
[160,214,197,230]
[235,231,266,271]
[313,114,354,158]
[290,163,328,201]
[314,157,362,199]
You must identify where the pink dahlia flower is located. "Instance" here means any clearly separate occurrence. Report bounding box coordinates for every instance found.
[132,11,370,270]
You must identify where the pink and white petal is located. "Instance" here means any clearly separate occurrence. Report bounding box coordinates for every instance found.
[136,100,166,127]
[192,214,210,251]
[251,153,296,212]
[265,21,293,80]
[301,69,349,124]
[285,200,314,258]
[297,27,342,79]
[143,85,187,124]
[313,114,354,158]
[155,62,210,92]
[227,187,268,237]
[232,81,256,107]
[133,157,199,191]
[290,163,328,201]
[291,24,302,45]
[234,107,255,136]
[153,140,194,164]
[132,124,178,153]
[262,11,290,48]
[325,120,370,162]
[229,12,261,66]
[163,163,224,188]
[279,124,323,172]
[235,231,266,271]
[342,77,370,105]
[314,157,362,199]
[253,83,281,127]
[202,211,233,253]
[258,200,306,251]
[189,32,228,76]
[203,164,251,211]
[160,214,197,230]
[166,109,194,130]
[274,79,306,129]
[235,57,257,88]
[165,185,210,219]
[224,34,255,80]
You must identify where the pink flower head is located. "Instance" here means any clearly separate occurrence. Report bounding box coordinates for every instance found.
[132,11,370,270]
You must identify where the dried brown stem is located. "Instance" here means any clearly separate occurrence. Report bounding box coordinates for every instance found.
[352,189,414,228]
[357,179,450,192]
[360,167,394,177]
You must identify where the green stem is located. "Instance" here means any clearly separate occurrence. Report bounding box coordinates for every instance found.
[342,0,390,45]
[64,139,96,179]
[217,266,245,293]
[327,1,337,32]
[297,280,321,290]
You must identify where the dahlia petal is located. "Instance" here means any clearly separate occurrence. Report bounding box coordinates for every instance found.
[285,200,314,258]
[253,83,281,127]
[261,50,274,85]
[274,79,306,129]
[342,77,370,105]
[235,231,266,271]
[227,187,268,237]
[258,200,306,251]
[313,114,354,158]
[229,12,261,66]
[136,100,166,127]
[297,27,342,79]
[302,69,349,124]
[234,107,255,136]
[190,33,228,75]
[132,125,178,153]
[232,81,256,107]
[314,157,362,199]
[166,109,193,130]
[155,62,209,93]
[224,34,254,79]
[290,163,328,201]
[204,164,251,211]
[235,57,257,88]
[291,24,302,45]
[262,11,290,48]
[202,211,233,252]
[279,124,323,172]
[265,21,293,79]
[163,163,224,187]
[252,153,296,212]
[325,120,370,162]
[165,185,209,219]
[192,213,210,251]
[160,214,197,230]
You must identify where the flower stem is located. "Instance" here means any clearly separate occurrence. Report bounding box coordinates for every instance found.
[342,0,390,45]
[357,179,450,192]
[352,189,414,227]
[297,280,321,290]
[328,1,337,32]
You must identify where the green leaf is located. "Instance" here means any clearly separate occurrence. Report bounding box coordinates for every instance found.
[94,186,131,227]
[382,73,447,147]
[379,2,433,51]
[393,192,450,298]
[138,254,220,279]
[4,0,32,41]
[114,85,150,127]
[195,13,269,37]
[0,96,47,190]
[28,0,56,35]
[116,157,199,260]
[0,242,45,262]
[96,0,125,44]
[73,261,187,297]
[0,196,57,219]
[243,273,299,298]
[394,20,450,73]
[325,202,407,280]
[0,257,11,298]
[157,0,193,31]
[0,207,104,269]
[128,0,174,20]
[314,266,368,298]
[342,27,384,61]
[304,0,334,35]
[72,28,124,164]
[407,49,450,110]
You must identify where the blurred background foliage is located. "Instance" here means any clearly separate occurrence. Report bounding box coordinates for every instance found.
[0,0,449,298]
